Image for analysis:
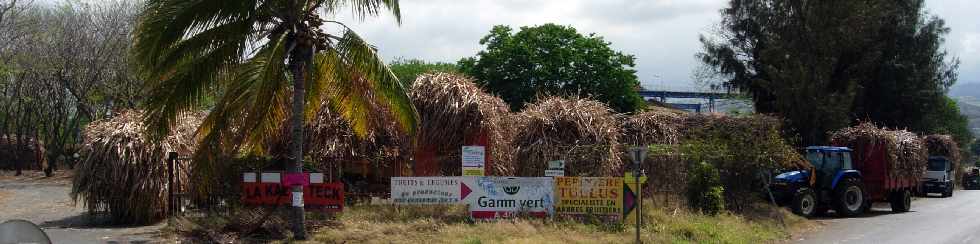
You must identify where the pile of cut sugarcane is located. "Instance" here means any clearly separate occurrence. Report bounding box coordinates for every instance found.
[830,122,927,178]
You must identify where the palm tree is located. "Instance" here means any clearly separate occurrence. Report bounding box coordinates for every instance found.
[132,0,415,239]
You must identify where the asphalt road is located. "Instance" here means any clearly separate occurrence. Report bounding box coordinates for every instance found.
[0,172,164,244]
[796,189,980,244]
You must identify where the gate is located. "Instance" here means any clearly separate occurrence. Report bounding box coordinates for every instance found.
[166,152,191,221]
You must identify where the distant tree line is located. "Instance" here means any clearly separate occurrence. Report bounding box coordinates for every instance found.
[0,0,141,174]
[389,58,458,88]
[698,0,972,148]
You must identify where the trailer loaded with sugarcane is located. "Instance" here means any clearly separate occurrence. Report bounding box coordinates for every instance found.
[771,123,926,217]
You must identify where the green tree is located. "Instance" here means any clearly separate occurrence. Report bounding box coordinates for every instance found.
[698,0,961,145]
[459,24,645,112]
[389,58,458,87]
[923,97,974,151]
[133,0,417,239]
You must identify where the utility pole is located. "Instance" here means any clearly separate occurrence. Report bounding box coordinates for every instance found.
[629,146,647,244]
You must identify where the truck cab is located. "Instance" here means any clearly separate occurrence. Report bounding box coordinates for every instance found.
[772,147,866,217]
[921,156,954,197]
[964,168,980,190]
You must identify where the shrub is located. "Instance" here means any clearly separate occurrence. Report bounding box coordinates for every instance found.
[678,114,807,211]
[686,162,725,215]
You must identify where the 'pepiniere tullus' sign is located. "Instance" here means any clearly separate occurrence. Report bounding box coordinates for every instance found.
[554,177,623,217]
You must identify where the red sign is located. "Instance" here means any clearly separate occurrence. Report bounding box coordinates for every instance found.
[283,173,310,186]
[303,182,344,211]
[241,172,344,211]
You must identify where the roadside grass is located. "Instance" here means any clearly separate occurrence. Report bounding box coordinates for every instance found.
[309,200,806,244]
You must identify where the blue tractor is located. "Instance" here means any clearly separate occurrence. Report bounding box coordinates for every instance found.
[771,147,867,217]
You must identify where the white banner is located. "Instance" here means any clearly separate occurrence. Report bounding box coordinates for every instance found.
[391,177,464,204]
[461,177,555,218]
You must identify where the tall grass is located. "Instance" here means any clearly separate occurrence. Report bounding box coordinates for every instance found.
[311,200,802,244]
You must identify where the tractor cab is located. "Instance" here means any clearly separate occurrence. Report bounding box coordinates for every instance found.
[807,147,856,190]
[774,147,857,191]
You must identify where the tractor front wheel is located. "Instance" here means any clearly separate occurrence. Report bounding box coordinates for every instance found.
[834,178,865,217]
[792,188,817,217]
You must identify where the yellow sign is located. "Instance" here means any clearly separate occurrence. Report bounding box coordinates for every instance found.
[462,167,485,176]
[624,172,647,184]
[554,177,623,217]
[624,172,646,224]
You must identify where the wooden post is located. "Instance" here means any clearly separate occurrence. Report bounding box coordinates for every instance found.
[167,152,177,225]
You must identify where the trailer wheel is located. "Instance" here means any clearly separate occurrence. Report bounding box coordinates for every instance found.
[791,188,817,217]
[890,190,911,212]
[834,178,865,217]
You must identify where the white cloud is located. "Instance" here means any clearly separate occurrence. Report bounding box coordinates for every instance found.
[963,33,978,55]
[925,0,980,83]
[330,0,979,87]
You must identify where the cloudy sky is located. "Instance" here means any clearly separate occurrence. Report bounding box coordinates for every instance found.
[333,0,980,89]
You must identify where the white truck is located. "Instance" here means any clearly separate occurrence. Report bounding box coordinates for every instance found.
[921,156,954,197]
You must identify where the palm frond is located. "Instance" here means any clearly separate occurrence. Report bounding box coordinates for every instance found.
[188,37,290,200]
[196,36,290,157]
[321,0,401,24]
[313,49,379,137]
[331,28,417,136]
[134,0,265,70]
[135,0,273,139]
[140,44,240,139]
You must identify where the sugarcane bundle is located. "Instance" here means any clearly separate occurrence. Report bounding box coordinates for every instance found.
[924,134,960,164]
[309,106,407,171]
[72,110,203,224]
[621,108,684,146]
[410,72,516,176]
[830,122,927,178]
[263,103,408,176]
[514,96,622,177]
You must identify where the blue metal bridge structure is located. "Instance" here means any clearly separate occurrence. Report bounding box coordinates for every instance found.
[637,90,732,113]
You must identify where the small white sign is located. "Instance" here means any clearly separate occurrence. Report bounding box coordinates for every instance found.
[292,192,304,207]
[261,172,281,183]
[548,160,565,170]
[243,173,257,183]
[310,173,324,184]
[463,146,487,176]
[546,160,565,177]
[545,170,565,177]
[462,146,486,168]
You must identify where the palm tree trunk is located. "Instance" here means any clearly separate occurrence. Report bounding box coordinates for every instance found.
[288,42,311,240]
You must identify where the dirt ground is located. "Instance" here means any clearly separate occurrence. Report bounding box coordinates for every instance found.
[0,170,169,244]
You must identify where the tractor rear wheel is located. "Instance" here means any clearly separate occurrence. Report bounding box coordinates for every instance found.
[890,190,911,212]
[791,188,817,217]
[834,178,865,217]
